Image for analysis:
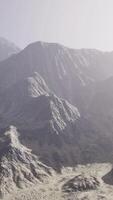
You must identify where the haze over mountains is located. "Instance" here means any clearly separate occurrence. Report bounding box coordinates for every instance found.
[1,38,113,199]
[0,37,20,62]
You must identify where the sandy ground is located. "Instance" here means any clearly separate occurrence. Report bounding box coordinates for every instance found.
[3,163,113,200]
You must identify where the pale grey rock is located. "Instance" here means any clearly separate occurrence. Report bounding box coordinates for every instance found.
[62,174,100,193]
[0,126,52,197]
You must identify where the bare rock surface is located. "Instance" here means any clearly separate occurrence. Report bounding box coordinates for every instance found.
[0,126,52,198]
[2,163,113,200]
[62,174,100,192]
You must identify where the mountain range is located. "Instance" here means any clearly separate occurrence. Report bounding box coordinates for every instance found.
[1,38,113,199]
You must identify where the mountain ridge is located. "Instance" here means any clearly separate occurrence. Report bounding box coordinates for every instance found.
[0,41,113,175]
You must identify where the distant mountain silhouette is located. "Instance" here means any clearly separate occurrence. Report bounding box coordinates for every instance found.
[0,37,20,61]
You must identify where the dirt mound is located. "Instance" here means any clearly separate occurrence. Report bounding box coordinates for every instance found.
[62,174,100,193]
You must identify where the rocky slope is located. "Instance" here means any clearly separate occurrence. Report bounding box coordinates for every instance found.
[2,163,113,200]
[0,37,20,61]
[0,42,113,112]
[0,71,81,168]
[0,67,111,169]
[86,76,113,139]
[0,126,52,198]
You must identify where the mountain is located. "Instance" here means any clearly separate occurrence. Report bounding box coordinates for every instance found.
[0,41,113,198]
[0,41,113,113]
[0,42,113,170]
[0,37,20,61]
[0,71,81,168]
[0,126,52,198]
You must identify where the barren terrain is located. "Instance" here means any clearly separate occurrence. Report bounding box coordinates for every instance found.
[3,163,113,200]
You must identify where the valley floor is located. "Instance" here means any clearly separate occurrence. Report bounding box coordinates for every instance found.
[4,163,113,200]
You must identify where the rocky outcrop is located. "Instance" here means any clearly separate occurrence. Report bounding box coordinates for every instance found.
[62,174,100,193]
[0,126,52,197]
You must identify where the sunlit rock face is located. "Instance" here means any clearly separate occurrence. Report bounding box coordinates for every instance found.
[0,126,52,198]
[0,37,20,61]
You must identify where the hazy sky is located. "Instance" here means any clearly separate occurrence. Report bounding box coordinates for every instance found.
[0,0,113,50]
